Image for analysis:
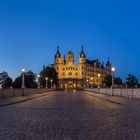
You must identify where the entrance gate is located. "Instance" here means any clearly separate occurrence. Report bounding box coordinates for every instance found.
[68,81,74,89]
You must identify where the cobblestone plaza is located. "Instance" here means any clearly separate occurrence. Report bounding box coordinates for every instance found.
[0,91,140,140]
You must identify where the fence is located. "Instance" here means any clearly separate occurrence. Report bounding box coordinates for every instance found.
[0,88,55,98]
[85,88,140,99]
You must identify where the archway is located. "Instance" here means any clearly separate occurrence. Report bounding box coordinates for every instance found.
[68,81,74,89]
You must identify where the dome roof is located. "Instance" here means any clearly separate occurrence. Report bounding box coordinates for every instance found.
[67,50,74,57]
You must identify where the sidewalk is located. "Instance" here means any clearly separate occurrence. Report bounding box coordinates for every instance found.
[0,91,54,107]
[85,91,140,108]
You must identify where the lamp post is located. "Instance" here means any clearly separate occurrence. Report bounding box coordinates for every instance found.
[21,67,25,89]
[87,79,89,88]
[98,74,101,88]
[46,77,48,88]
[111,67,115,96]
[98,74,101,93]
[21,67,25,96]
[50,79,53,88]
[91,77,93,90]
[37,74,40,88]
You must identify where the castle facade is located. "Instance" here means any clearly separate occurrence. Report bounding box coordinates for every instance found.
[54,46,111,89]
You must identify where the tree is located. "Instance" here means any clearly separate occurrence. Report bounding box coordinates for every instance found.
[13,70,37,88]
[0,71,13,88]
[13,76,22,88]
[126,74,139,88]
[25,71,37,88]
[2,77,13,88]
[102,75,112,87]
[114,77,123,86]
[39,66,58,88]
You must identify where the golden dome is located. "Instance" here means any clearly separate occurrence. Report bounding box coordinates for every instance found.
[67,50,74,57]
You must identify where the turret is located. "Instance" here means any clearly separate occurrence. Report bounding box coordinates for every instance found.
[54,46,64,65]
[66,50,74,64]
[79,46,86,64]
[106,57,111,75]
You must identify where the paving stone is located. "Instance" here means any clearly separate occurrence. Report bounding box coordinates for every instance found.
[0,91,140,140]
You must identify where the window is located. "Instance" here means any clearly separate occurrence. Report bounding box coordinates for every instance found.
[68,72,72,76]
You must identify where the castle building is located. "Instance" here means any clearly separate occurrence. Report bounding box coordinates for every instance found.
[54,46,111,89]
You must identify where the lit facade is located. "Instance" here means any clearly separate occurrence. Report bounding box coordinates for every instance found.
[54,46,111,89]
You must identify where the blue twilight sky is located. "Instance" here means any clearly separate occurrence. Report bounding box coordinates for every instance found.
[0,0,140,80]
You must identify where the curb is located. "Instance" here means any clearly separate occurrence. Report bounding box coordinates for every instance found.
[85,91,127,106]
[0,91,55,107]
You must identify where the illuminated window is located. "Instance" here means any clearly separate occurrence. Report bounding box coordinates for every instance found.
[68,72,72,76]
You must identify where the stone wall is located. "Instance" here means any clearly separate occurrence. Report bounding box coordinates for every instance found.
[0,88,55,98]
[85,88,140,99]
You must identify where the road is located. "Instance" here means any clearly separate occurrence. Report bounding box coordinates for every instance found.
[0,90,140,140]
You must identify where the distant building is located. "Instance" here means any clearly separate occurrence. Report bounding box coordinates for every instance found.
[54,46,111,89]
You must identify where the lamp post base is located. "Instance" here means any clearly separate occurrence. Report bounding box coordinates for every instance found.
[21,86,25,89]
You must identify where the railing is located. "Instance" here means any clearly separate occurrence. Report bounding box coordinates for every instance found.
[85,88,140,99]
[0,88,55,98]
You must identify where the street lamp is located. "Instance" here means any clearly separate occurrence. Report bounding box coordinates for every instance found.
[86,79,89,88]
[46,77,48,88]
[98,74,101,88]
[21,67,25,89]
[111,67,115,87]
[50,79,53,88]
[98,74,101,93]
[37,74,40,88]
[111,67,115,96]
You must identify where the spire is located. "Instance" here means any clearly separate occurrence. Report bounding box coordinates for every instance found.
[80,45,86,58]
[106,57,111,66]
[55,45,61,58]
[108,57,110,61]
[57,45,59,52]
[43,65,45,70]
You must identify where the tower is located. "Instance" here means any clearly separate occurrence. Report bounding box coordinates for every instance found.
[79,45,86,64]
[54,46,64,65]
[54,46,64,79]
[106,57,111,75]
[79,46,86,79]
[66,50,74,64]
